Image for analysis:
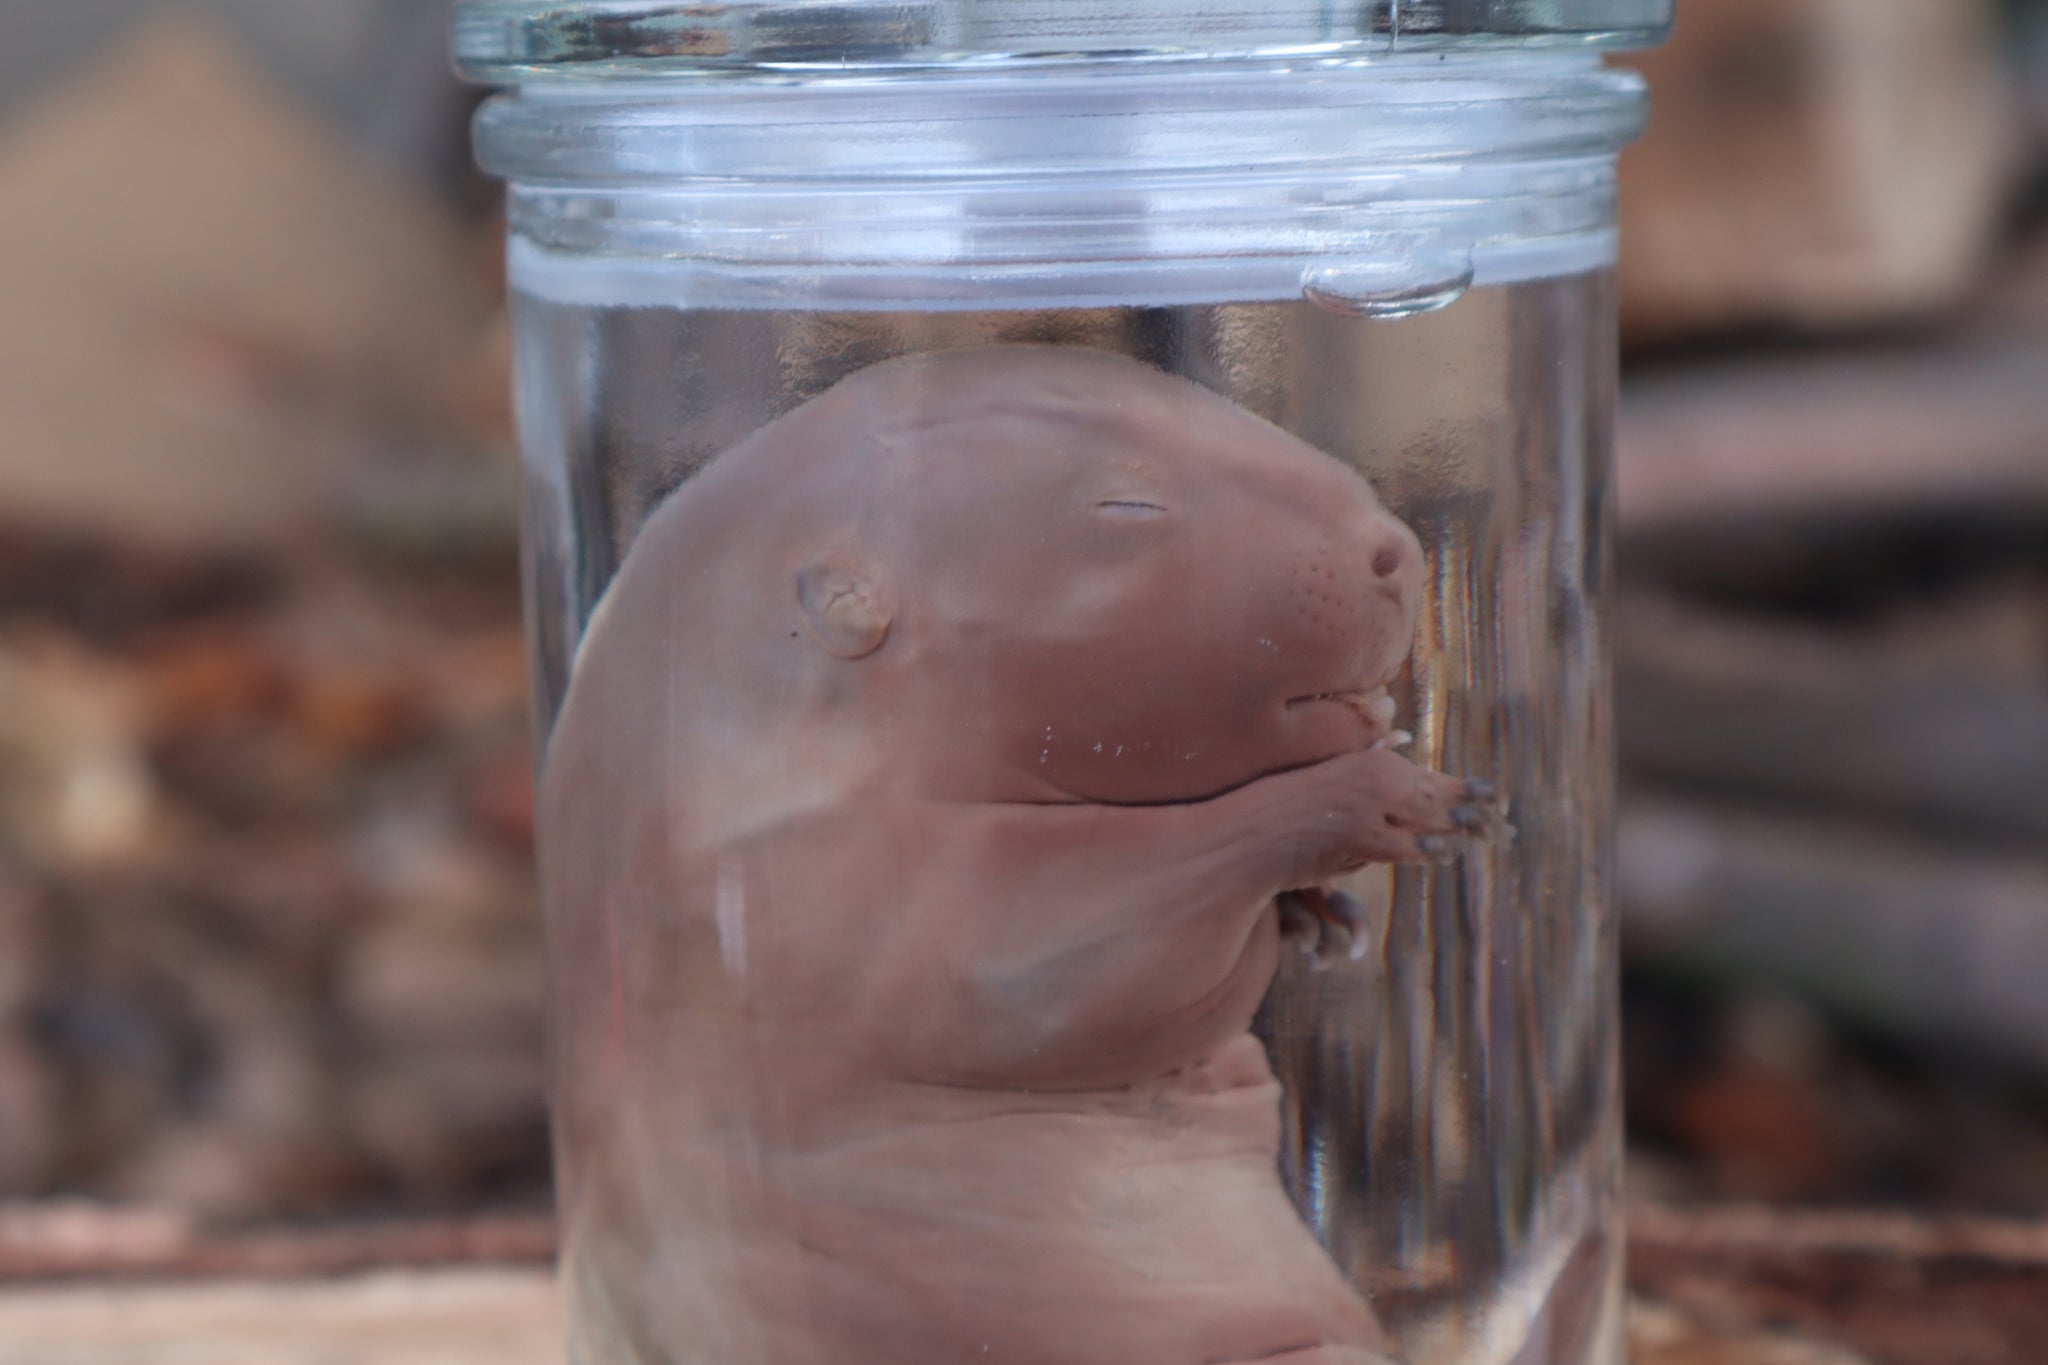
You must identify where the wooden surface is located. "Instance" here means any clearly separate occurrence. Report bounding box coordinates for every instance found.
[0,1269,559,1365]
[0,1272,1872,1365]
[1,1206,2045,1364]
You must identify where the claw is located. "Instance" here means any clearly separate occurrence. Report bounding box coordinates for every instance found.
[1464,778,1497,803]
[1297,888,1349,969]
[1326,890,1373,960]
[1312,918,1355,969]
[1451,804,1487,831]
[1326,888,1368,931]
[1416,834,1461,865]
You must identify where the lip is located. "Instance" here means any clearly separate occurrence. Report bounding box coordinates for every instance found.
[1285,683,1398,739]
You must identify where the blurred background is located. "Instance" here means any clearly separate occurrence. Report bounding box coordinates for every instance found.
[0,0,2043,1239]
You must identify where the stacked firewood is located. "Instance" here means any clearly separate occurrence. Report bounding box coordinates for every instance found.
[1613,0,2048,1213]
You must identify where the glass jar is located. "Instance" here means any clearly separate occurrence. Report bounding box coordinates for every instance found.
[457,5,1667,1363]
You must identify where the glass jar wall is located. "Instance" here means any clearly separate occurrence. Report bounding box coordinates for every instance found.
[462,9,1664,1363]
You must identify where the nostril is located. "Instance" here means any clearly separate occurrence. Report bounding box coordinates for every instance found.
[1371,547,1403,580]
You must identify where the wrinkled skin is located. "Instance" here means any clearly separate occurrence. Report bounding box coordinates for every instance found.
[539,346,1503,1365]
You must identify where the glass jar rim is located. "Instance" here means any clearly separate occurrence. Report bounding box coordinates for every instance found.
[453,0,1672,84]
[481,58,1645,310]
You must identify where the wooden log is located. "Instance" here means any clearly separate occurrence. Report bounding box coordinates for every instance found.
[1616,0,2019,342]
[1620,794,2048,1072]
[0,20,495,550]
[1617,595,2048,843]
[1617,341,2048,532]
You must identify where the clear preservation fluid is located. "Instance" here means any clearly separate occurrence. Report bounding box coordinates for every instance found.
[514,274,1621,1365]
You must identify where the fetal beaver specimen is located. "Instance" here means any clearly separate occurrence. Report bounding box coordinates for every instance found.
[539,345,1505,1365]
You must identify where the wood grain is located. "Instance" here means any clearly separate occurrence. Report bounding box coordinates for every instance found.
[0,1206,2042,1363]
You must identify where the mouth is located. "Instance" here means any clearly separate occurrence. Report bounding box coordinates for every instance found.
[1284,684,1411,750]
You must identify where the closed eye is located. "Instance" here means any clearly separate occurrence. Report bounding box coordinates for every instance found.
[1096,499,1168,515]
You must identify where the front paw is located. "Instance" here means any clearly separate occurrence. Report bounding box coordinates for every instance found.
[1415,775,1515,862]
[1286,750,1511,878]
[1393,770,1513,864]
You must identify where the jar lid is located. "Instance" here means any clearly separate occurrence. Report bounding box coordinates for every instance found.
[452,0,1671,82]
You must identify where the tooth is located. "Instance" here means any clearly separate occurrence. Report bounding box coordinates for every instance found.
[1369,694,1397,726]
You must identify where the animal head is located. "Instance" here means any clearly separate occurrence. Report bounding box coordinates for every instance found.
[748,346,1427,805]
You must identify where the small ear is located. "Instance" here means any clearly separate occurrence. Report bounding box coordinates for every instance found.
[796,562,894,660]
